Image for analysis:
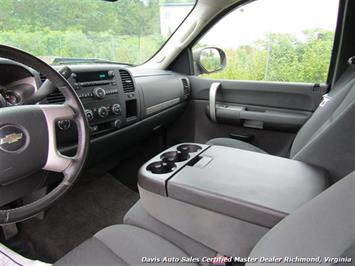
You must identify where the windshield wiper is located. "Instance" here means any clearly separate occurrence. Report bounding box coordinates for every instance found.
[52,57,133,66]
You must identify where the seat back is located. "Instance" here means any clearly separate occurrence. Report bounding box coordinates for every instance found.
[247,170,355,266]
[290,63,355,182]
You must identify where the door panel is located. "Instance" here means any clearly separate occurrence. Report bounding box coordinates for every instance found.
[191,77,327,111]
[186,77,327,156]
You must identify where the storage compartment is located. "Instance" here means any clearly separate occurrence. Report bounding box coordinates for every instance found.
[139,143,330,228]
[125,99,137,119]
[167,145,329,228]
[138,143,330,257]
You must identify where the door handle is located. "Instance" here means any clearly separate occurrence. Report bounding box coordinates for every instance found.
[209,82,221,122]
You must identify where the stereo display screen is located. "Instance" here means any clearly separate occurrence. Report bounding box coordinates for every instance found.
[75,71,109,82]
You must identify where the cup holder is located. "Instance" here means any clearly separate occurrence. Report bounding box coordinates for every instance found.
[147,161,176,174]
[177,144,202,154]
[146,144,203,174]
[161,151,190,163]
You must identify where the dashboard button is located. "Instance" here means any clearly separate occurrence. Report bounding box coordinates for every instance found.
[90,125,99,133]
[97,106,109,118]
[112,119,122,129]
[108,70,115,79]
[111,104,122,115]
[57,120,71,130]
[93,87,106,99]
[85,109,94,121]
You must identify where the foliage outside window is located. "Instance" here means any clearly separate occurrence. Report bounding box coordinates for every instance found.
[0,0,195,65]
[194,0,339,84]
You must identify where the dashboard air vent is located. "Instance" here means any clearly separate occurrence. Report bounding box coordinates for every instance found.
[41,74,65,104]
[47,90,65,104]
[181,78,191,98]
[119,70,135,93]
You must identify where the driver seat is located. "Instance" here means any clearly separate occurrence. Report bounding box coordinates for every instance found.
[55,170,355,266]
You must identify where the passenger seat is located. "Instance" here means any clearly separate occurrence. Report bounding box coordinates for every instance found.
[246,169,355,266]
[208,61,355,181]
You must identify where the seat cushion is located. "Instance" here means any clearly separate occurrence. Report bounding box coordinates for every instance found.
[55,224,198,266]
[207,138,267,154]
[124,201,216,266]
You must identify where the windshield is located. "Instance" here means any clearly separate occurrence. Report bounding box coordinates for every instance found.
[0,0,196,65]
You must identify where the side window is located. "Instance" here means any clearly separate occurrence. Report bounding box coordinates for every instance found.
[193,0,339,84]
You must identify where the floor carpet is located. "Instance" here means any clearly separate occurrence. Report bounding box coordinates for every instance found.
[19,173,139,263]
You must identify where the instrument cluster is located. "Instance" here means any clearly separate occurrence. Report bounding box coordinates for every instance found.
[0,62,37,108]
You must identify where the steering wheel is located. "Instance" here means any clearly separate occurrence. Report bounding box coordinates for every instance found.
[0,45,89,225]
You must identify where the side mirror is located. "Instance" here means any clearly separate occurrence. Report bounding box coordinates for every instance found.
[193,47,226,75]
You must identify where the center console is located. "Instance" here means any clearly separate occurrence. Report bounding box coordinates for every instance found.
[137,143,329,257]
[73,68,139,135]
[49,66,140,137]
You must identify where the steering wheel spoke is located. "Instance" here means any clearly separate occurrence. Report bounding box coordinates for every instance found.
[40,104,75,173]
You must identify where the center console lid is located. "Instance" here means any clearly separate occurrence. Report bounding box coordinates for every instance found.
[138,144,329,228]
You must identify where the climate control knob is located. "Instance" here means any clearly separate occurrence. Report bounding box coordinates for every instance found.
[85,109,94,121]
[97,106,109,118]
[111,104,122,115]
[93,87,106,99]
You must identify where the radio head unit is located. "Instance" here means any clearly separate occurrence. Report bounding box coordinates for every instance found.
[68,68,138,136]
[75,70,115,83]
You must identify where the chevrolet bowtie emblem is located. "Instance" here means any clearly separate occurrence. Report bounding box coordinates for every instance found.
[0,133,23,145]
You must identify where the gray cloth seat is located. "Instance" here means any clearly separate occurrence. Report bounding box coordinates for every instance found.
[208,64,355,181]
[56,171,355,266]
[55,224,198,266]
[246,170,355,266]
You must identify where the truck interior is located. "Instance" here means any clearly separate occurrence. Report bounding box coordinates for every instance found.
[0,0,354,265]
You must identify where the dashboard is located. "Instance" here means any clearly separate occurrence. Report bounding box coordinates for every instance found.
[0,59,191,161]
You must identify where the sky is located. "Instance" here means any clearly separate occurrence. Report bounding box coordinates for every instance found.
[200,0,340,48]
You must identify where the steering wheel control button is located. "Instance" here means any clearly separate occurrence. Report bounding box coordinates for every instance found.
[93,87,106,99]
[97,106,108,118]
[111,104,122,115]
[0,125,27,152]
[85,109,94,121]
[57,120,71,131]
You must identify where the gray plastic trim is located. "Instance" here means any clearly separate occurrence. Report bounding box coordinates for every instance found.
[146,98,180,115]
[40,104,74,173]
